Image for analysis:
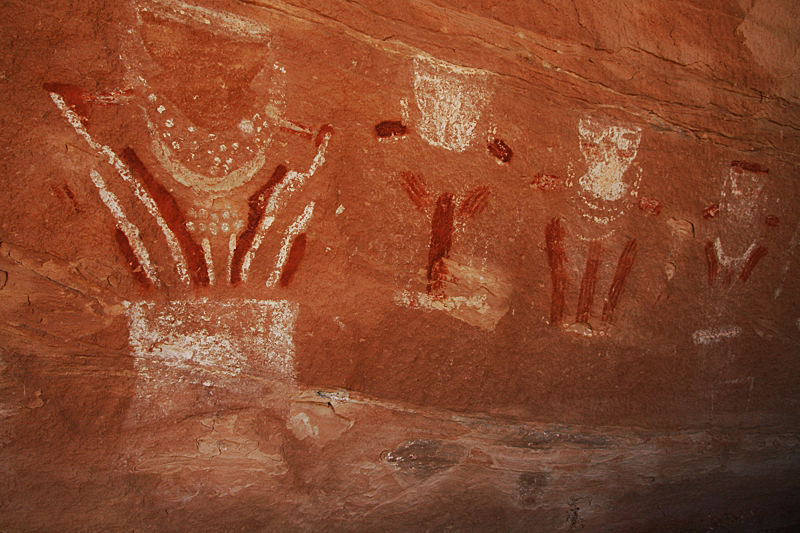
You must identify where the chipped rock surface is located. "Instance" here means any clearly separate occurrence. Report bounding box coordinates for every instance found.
[1,0,799,531]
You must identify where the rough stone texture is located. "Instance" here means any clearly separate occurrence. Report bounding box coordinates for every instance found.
[1,0,800,531]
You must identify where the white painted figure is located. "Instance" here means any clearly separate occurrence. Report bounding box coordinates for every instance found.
[46,0,334,381]
[409,55,489,152]
[576,118,643,228]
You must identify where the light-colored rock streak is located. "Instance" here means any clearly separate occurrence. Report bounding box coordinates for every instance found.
[89,170,159,285]
[49,92,190,285]
[413,55,489,152]
[266,202,314,287]
[239,132,331,282]
[136,0,271,43]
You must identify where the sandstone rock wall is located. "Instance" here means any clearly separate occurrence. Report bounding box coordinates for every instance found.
[1,0,799,531]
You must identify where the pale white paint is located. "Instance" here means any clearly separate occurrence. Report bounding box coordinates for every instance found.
[89,170,159,285]
[266,202,315,287]
[201,237,215,285]
[227,233,237,284]
[412,55,489,152]
[148,116,268,193]
[578,118,642,203]
[713,238,758,271]
[125,298,298,378]
[394,290,489,315]
[721,166,765,228]
[692,326,742,345]
[239,132,331,282]
[49,92,190,284]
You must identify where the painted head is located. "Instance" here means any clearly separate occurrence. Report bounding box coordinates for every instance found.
[578,118,643,203]
[718,160,768,256]
[412,55,489,152]
[122,0,282,191]
[722,161,767,226]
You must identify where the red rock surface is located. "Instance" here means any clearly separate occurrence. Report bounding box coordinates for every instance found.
[1,0,800,531]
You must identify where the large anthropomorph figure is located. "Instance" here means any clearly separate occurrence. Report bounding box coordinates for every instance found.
[45,0,332,381]
[542,117,647,335]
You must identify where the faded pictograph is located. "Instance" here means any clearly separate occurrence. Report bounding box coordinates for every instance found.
[393,172,511,331]
[45,0,333,380]
[539,117,649,335]
[692,160,777,420]
[407,55,489,153]
[702,161,772,288]
[378,55,512,330]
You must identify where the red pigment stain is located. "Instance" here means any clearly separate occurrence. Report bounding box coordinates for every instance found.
[43,82,91,126]
[49,183,65,200]
[375,121,408,138]
[230,164,289,285]
[740,246,767,283]
[280,127,314,141]
[601,238,637,323]
[638,197,661,216]
[703,204,720,219]
[545,218,567,327]
[576,240,603,323]
[426,192,455,293]
[400,172,432,211]
[114,227,152,290]
[487,138,513,163]
[121,148,209,288]
[315,124,334,147]
[705,241,718,286]
[723,270,734,286]
[766,215,780,227]
[531,174,565,192]
[279,232,307,287]
[62,184,81,211]
[279,119,314,141]
[731,160,769,174]
[458,185,490,218]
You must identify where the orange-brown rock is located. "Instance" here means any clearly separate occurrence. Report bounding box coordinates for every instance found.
[1,0,799,531]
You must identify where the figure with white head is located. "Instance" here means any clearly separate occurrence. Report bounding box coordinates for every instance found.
[411,55,489,153]
[542,117,649,335]
[375,54,514,330]
[577,118,643,227]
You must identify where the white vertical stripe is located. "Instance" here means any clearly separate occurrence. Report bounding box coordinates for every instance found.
[89,170,159,285]
[266,201,314,287]
[239,132,331,282]
[227,232,237,284]
[201,237,215,285]
[49,92,190,285]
